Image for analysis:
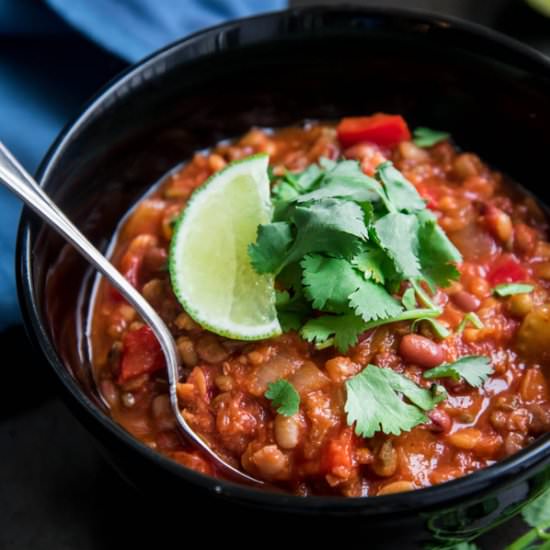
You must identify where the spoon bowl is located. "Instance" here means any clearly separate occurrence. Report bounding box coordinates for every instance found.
[0,141,261,485]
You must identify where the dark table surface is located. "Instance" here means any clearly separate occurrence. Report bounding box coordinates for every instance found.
[2,1,550,548]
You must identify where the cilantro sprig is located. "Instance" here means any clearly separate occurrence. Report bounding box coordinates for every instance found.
[345,365,447,437]
[249,158,463,352]
[423,356,493,388]
[265,379,300,416]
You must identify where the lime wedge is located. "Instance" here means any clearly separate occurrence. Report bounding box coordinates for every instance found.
[169,153,281,340]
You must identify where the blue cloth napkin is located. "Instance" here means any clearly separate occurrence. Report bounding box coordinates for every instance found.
[0,0,286,331]
[46,0,286,62]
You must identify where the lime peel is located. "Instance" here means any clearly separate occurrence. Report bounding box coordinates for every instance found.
[169,153,281,340]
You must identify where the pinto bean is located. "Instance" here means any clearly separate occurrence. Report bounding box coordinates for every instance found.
[504,432,525,456]
[447,428,482,450]
[427,408,452,434]
[174,312,198,331]
[143,246,167,273]
[466,277,491,299]
[274,414,301,449]
[215,375,234,392]
[453,153,481,180]
[528,403,550,433]
[399,334,444,368]
[398,141,429,162]
[196,334,230,364]
[250,444,288,478]
[451,290,480,312]
[371,440,397,477]
[485,207,512,243]
[141,278,164,306]
[151,394,176,431]
[176,336,198,367]
[514,223,538,255]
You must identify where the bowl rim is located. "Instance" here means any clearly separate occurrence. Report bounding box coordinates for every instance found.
[17,4,550,511]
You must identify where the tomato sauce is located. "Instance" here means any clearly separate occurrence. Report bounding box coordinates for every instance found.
[90,120,550,496]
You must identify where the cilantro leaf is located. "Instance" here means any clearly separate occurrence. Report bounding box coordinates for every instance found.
[265,379,300,416]
[301,314,365,352]
[318,157,336,171]
[271,166,323,219]
[413,127,450,148]
[374,212,422,279]
[277,262,302,292]
[494,283,534,297]
[351,247,386,284]
[301,254,363,311]
[272,179,300,204]
[417,210,462,287]
[297,160,382,204]
[282,199,367,267]
[277,312,303,332]
[345,365,446,437]
[522,488,550,528]
[296,177,380,204]
[423,356,493,388]
[248,222,293,274]
[349,280,403,322]
[376,161,426,213]
[291,164,324,192]
[275,289,311,332]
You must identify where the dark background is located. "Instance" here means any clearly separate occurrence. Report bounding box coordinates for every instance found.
[2,1,549,548]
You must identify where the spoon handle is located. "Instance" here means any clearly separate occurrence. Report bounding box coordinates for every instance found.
[0,142,173,350]
[0,141,261,484]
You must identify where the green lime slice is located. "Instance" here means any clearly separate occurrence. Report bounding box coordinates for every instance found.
[169,153,281,340]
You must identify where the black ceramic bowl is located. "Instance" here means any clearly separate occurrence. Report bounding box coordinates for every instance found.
[17,5,550,546]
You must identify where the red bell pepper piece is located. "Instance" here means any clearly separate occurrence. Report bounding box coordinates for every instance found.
[337,114,411,148]
[322,427,357,477]
[118,326,165,383]
[487,254,529,286]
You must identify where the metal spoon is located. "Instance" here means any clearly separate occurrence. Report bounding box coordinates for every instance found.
[0,141,262,486]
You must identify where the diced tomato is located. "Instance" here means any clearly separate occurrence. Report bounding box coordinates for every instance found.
[337,114,411,148]
[487,254,529,285]
[118,326,165,383]
[322,427,356,477]
[415,182,439,210]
